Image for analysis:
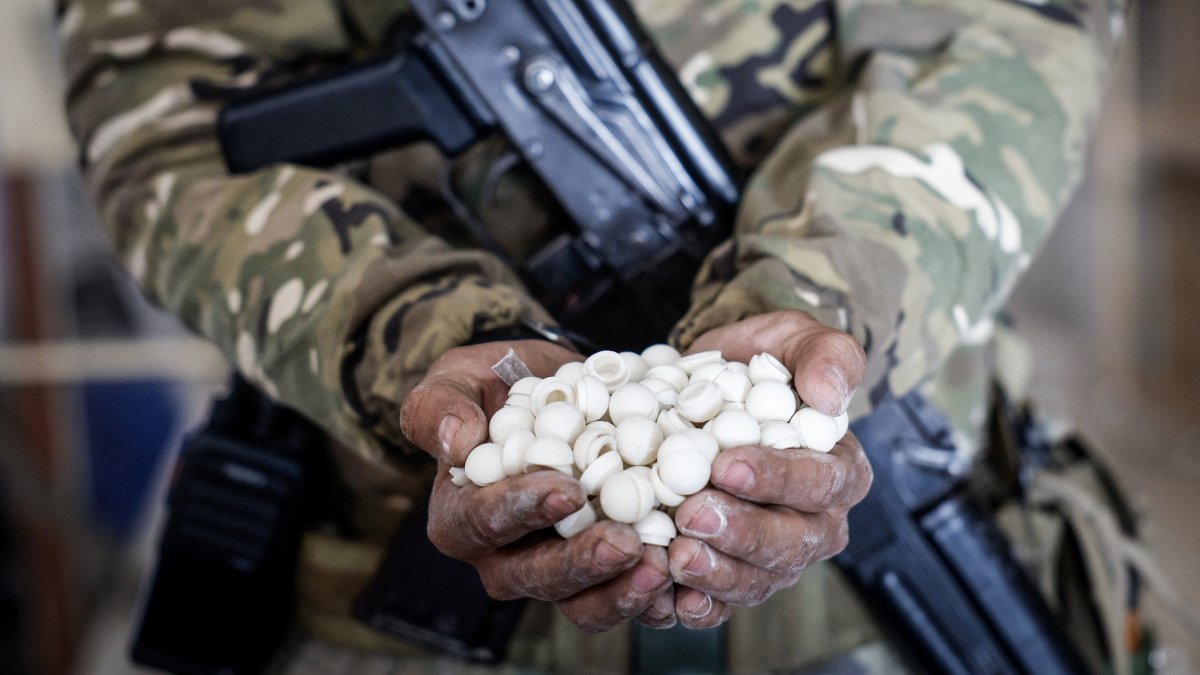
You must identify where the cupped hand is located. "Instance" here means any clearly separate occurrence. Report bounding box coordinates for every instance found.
[426,466,676,631]
[670,310,872,628]
[667,435,872,628]
[402,339,677,631]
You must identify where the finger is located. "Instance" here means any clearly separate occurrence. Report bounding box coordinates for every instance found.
[781,324,865,417]
[684,310,816,362]
[668,537,797,608]
[401,341,583,464]
[709,436,872,512]
[674,587,734,630]
[428,468,585,558]
[674,490,848,574]
[400,377,489,465]
[479,520,642,602]
[557,546,673,632]
[682,310,864,416]
[634,584,677,630]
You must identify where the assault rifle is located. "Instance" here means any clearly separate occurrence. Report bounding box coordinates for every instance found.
[218,0,739,350]
[134,1,1094,673]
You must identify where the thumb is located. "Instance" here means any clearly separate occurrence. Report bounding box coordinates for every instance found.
[783,329,865,417]
[400,377,489,465]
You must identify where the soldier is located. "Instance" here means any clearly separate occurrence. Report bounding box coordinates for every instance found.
[59,0,1128,672]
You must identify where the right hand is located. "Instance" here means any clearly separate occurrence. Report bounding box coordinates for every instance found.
[402,340,677,631]
[426,466,676,631]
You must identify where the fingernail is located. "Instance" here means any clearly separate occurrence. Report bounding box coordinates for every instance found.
[682,505,725,538]
[632,565,668,593]
[544,491,581,519]
[685,542,714,576]
[682,593,713,620]
[438,415,462,455]
[717,461,755,491]
[595,540,634,566]
[823,365,850,413]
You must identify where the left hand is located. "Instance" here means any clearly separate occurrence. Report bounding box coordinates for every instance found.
[668,310,873,628]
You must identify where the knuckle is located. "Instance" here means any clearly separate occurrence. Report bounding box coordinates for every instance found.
[465,507,504,547]
[478,568,517,601]
[561,604,617,633]
[743,582,776,607]
[814,461,847,508]
[853,453,875,504]
[615,589,648,617]
[828,518,851,558]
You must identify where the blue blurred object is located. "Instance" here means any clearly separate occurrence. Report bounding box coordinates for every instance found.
[82,380,177,541]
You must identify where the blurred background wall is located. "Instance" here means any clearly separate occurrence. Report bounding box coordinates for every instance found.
[0,1,1196,674]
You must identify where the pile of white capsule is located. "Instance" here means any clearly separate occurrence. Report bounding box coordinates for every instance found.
[450,345,851,546]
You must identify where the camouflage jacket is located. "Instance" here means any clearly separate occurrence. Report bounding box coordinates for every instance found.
[60,0,1125,670]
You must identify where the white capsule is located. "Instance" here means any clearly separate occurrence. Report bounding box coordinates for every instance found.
[530,377,576,413]
[645,364,689,392]
[464,442,505,486]
[608,382,660,425]
[579,450,624,495]
[640,377,672,396]
[724,361,749,375]
[712,368,753,403]
[509,376,541,397]
[710,410,761,450]
[641,343,682,368]
[600,469,655,523]
[502,429,536,476]
[584,350,630,392]
[675,350,724,374]
[689,362,726,384]
[655,388,678,408]
[721,400,747,413]
[448,466,472,487]
[656,448,711,496]
[633,510,677,546]
[489,405,534,445]
[675,380,724,424]
[573,427,618,471]
[555,361,587,383]
[523,437,574,474]
[656,408,694,438]
[791,407,841,453]
[748,353,791,385]
[745,381,798,423]
[626,465,657,506]
[650,464,686,507]
[506,393,532,410]
[656,433,700,462]
[555,501,598,539]
[620,351,649,383]
[573,375,610,423]
[534,402,585,444]
[585,419,617,435]
[615,416,663,466]
[680,428,719,462]
[760,421,803,449]
[835,411,850,437]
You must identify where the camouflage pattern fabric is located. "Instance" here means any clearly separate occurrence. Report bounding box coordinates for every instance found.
[58,0,1127,672]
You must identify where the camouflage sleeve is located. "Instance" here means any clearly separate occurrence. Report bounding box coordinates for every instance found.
[60,0,555,463]
[672,0,1128,416]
